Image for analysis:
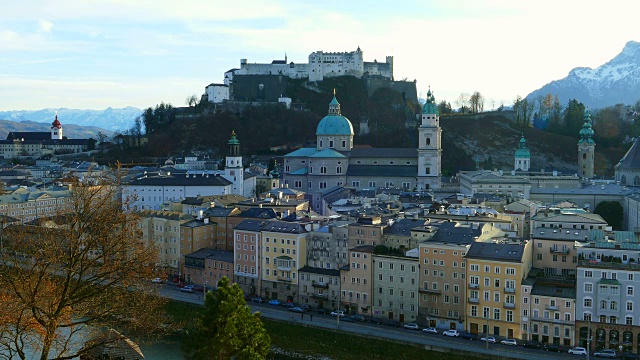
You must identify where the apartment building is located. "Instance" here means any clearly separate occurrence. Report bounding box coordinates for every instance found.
[179,218,217,278]
[373,254,419,323]
[260,221,308,302]
[575,241,640,354]
[530,210,607,277]
[298,266,341,311]
[307,221,350,270]
[340,245,375,316]
[348,216,386,247]
[204,206,241,251]
[139,210,194,272]
[0,189,71,223]
[382,218,428,251]
[233,219,266,296]
[466,241,533,340]
[183,248,234,287]
[521,270,576,347]
[418,222,476,330]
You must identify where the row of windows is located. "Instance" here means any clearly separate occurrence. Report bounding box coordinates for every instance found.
[377,262,416,272]
[469,264,515,274]
[425,258,465,268]
[583,269,634,281]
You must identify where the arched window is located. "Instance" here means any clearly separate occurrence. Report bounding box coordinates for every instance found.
[583,153,587,160]
[621,175,627,185]
[426,137,431,146]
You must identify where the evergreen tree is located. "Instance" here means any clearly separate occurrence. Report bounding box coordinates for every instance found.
[183,277,270,360]
[594,201,624,230]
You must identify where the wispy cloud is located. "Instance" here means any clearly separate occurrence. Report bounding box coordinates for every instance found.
[38,20,53,32]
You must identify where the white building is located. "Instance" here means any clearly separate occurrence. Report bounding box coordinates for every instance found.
[204,83,230,104]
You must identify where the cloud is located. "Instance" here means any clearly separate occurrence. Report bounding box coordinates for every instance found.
[38,20,53,32]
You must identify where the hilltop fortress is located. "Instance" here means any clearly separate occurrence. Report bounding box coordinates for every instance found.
[203,47,417,106]
[226,47,393,83]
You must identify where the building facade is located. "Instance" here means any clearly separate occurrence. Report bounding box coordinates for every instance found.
[373,254,419,323]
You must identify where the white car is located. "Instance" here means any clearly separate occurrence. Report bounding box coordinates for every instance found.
[403,323,420,330]
[568,347,588,355]
[480,336,496,343]
[151,277,163,283]
[501,339,517,346]
[180,285,195,293]
[330,310,346,317]
[443,330,460,337]
[422,327,438,334]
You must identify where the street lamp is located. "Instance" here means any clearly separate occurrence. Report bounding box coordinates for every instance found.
[204,281,208,302]
[485,316,490,350]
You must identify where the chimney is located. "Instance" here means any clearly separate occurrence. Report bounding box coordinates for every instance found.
[198,210,203,220]
[204,218,209,224]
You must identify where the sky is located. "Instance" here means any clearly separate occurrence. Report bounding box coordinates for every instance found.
[1,0,639,111]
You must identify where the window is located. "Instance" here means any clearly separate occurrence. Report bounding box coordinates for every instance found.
[584,283,593,292]
[627,301,633,311]
[584,270,592,278]
[493,308,500,320]
[584,298,592,307]
[628,286,634,296]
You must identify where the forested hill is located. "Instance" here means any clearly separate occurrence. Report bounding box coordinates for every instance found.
[133,77,627,177]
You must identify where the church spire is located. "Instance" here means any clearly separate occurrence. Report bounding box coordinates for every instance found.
[328,89,341,115]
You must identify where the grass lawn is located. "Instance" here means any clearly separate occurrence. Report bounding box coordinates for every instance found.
[165,301,486,360]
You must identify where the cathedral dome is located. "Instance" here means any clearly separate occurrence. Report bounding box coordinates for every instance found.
[316,94,354,136]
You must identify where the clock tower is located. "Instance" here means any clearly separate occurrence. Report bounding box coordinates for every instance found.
[416,88,441,190]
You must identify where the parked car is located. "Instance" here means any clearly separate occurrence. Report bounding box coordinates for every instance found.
[250,296,264,303]
[151,277,163,284]
[176,282,186,288]
[193,285,205,292]
[316,308,329,315]
[480,336,496,343]
[281,302,296,309]
[386,320,401,328]
[340,316,355,322]
[288,307,304,313]
[368,317,385,325]
[330,310,346,317]
[544,343,567,353]
[501,339,518,346]
[172,276,180,282]
[268,299,281,306]
[568,347,588,355]
[403,323,420,330]
[622,352,640,360]
[443,330,460,337]
[180,285,194,293]
[459,332,477,340]
[350,314,365,322]
[301,304,312,312]
[522,340,542,349]
[422,327,438,334]
[593,349,617,358]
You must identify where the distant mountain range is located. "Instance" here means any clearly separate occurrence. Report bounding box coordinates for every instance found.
[0,107,142,133]
[526,40,640,109]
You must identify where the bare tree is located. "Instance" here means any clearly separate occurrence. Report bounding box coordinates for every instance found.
[0,170,165,360]
[469,91,485,113]
[186,94,199,107]
[456,93,469,113]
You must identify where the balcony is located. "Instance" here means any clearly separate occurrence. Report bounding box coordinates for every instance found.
[545,304,559,311]
[468,283,479,289]
[469,298,479,304]
[277,265,292,271]
[578,259,640,270]
[312,282,329,289]
[419,288,442,294]
[311,293,327,300]
[550,247,570,254]
[277,276,292,282]
[530,316,573,326]
[504,287,515,293]
[503,302,516,309]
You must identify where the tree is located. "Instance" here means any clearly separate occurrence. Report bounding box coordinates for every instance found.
[456,93,469,113]
[437,100,452,115]
[0,170,166,360]
[182,277,270,360]
[594,201,624,230]
[469,91,484,113]
[186,94,199,107]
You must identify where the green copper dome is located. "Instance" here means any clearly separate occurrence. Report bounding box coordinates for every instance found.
[421,88,439,115]
[514,135,530,158]
[578,110,595,145]
[316,94,354,136]
[228,130,239,145]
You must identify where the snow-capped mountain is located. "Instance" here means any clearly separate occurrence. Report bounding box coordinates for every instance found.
[0,107,142,133]
[526,41,640,109]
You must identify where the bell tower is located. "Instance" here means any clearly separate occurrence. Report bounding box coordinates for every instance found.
[225,131,244,196]
[578,110,595,179]
[416,87,442,190]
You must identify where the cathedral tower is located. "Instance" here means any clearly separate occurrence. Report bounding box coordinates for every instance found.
[578,110,595,179]
[225,131,244,195]
[416,88,441,190]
